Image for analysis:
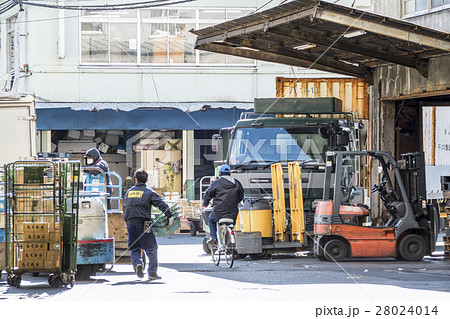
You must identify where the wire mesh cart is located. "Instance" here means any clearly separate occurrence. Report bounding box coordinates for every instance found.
[4,160,80,288]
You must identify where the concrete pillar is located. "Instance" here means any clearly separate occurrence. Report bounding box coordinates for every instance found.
[182,130,195,201]
[37,130,52,153]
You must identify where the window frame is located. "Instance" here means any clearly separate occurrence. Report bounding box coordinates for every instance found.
[79,7,256,68]
[403,0,450,18]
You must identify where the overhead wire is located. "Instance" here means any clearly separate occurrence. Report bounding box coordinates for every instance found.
[16,0,196,11]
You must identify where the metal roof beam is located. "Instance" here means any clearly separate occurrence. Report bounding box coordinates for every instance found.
[225,37,373,81]
[269,27,429,78]
[315,8,450,51]
[195,7,317,47]
[195,42,364,79]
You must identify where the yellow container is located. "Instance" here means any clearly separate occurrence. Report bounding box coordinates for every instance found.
[240,198,273,238]
[234,213,241,231]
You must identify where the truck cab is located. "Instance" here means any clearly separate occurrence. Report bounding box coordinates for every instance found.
[216,98,366,232]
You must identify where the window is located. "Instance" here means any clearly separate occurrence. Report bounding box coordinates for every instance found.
[228,127,327,166]
[404,0,450,16]
[80,8,254,66]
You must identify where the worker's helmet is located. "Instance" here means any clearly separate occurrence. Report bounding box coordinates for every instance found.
[219,164,231,174]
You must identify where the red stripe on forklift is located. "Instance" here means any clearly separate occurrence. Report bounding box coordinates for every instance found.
[77,239,114,244]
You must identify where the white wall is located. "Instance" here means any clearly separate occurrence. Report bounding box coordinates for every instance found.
[1,0,367,102]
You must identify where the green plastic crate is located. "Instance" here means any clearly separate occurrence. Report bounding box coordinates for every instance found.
[150,205,181,237]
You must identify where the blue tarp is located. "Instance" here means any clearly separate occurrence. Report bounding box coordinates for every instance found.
[36,107,248,131]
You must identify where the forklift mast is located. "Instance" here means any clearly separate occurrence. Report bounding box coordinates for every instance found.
[399,152,427,219]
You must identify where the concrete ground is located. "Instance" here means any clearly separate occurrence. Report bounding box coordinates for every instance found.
[1,233,449,318]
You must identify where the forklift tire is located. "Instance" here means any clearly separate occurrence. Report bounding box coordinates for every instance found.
[190,222,198,237]
[324,239,347,262]
[203,237,211,254]
[398,234,426,261]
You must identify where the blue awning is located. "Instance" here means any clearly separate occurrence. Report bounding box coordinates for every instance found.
[36,106,249,130]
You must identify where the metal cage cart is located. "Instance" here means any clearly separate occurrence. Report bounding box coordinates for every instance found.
[4,160,80,288]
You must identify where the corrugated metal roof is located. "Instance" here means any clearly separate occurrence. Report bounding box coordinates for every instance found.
[192,0,450,84]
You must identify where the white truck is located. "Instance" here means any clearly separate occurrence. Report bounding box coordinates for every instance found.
[0,93,36,278]
[0,93,37,164]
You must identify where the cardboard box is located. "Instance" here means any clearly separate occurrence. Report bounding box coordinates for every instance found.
[164,138,182,150]
[23,249,45,260]
[42,199,54,212]
[23,222,49,234]
[23,242,46,251]
[13,216,25,234]
[20,259,44,270]
[14,168,24,184]
[15,197,42,212]
[0,212,5,228]
[23,222,50,242]
[45,250,60,269]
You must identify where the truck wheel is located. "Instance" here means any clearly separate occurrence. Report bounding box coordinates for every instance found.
[190,222,197,237]
[249,252,266,260]
[202,237,211,254]
[398,234,426,261]
[324,239,347,262]
[76,265,92,281]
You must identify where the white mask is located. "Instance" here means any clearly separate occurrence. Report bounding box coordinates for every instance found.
[86,158,94,165]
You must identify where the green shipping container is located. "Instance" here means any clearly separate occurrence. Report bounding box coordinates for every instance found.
[254,97,342,114]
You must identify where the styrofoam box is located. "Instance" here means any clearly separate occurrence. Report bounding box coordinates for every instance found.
[83,130,96,138]
[98,142,109,153]
[68,130,81,139]
[58,141,96,153]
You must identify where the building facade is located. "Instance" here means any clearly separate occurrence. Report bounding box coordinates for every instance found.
[1,0,374,201]
[370,0,450,209]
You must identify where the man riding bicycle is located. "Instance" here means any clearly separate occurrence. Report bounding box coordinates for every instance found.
[202,165,244,245]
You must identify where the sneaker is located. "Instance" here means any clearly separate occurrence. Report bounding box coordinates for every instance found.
[207,237,217,245]
[148,273,161,280]
[135,264,144,278]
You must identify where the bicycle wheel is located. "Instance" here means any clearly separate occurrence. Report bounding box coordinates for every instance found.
[224,227,235,268]
[211,243,220,266]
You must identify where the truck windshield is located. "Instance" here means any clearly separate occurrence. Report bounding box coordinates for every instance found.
[228,127,327,166]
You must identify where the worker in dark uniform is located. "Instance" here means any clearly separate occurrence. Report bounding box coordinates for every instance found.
[202,164,244,244]
[84,148,112,208]
[123,169,172,280]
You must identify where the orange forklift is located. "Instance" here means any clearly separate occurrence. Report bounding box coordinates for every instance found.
[314,151,438,261]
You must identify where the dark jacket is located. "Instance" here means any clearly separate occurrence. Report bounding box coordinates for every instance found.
[84,148,112,194]
[123,182,172,225]
[203,176,244,220]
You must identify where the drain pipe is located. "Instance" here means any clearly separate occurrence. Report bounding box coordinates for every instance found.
[57,0,65,59]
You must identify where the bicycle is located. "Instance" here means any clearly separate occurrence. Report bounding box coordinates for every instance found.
[210,218,236,268]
